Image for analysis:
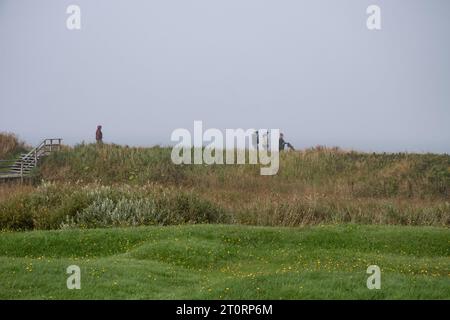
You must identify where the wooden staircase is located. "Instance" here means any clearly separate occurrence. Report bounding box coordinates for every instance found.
[0,138,62,182]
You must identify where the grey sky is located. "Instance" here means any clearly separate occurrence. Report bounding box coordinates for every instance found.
[1,0,449,153]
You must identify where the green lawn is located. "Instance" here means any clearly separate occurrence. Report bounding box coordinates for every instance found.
[0,224,448,299]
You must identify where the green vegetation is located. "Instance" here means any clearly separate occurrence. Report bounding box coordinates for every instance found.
[1,143,447,231]
[0,182,448,231]
[0,132,30,175]
[0,183,228,230]
[0,132,30,160]
[40,144,450,199]
[0,224,448,299]
[0,142,448,299]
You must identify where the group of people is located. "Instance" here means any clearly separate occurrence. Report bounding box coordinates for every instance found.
[96,125,294,151]
[255,130,295,151]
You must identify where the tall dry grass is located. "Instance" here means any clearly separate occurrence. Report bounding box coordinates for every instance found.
[0,143,448,230]
[0,183,35,202]
[39,143,450,199]
[0,132,30,159]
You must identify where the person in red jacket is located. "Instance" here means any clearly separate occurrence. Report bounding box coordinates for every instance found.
[96,125,103,144]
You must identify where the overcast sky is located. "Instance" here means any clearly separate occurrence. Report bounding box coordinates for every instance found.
[0,0,449,153]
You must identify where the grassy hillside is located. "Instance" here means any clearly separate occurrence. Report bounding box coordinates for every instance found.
[39,144,450,199]
[0,143,448,300]
[0,224,448,299]
[0,143,448,230]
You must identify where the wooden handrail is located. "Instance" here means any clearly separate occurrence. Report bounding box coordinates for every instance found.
[21,138,62,160]
[0,138,63,181]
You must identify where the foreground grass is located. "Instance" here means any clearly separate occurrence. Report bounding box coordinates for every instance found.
[0,224,448,299]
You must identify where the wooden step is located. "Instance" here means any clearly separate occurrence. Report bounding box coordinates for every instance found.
[0,138,62,181]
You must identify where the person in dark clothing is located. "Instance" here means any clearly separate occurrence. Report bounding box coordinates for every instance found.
[96,125,103,144]
[279,133,294,151]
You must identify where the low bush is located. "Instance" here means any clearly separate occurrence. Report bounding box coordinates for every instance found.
[1,182,448,231]
[0,183,229,230]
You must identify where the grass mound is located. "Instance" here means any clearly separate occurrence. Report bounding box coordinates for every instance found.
[0,224,448,299]
[40,144,450,199]
[0,143,448,230]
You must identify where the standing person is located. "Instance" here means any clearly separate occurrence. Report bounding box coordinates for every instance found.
[255,130,259,150]
[279,133,286,151]
[260,130,269,151]
[96,125,103,144]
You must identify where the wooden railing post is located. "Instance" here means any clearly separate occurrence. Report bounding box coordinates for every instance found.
[20,161,23,184]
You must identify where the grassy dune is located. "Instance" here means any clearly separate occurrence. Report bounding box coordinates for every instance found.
[0,143,447,230]
[0,224,448,299]
[39,144,450,200]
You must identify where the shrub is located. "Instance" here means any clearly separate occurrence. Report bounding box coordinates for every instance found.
[60,188,229,229]
[0,195,34,230]
[0,183,230,231]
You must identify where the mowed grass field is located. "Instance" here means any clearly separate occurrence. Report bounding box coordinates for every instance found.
[0,224,448,299]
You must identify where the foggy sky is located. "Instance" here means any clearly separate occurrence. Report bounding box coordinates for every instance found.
[1,0,449,153]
